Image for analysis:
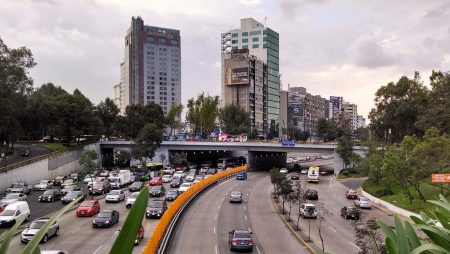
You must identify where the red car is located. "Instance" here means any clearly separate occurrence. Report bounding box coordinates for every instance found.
[149,177,163,186]
[345,189,358,199]
[135,225,145,245]
[76,200,100,217]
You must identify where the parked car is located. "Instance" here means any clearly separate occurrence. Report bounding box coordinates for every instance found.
[21,218,59,243]
[354,196,372,209]
[126,192,140,208]
[201,161,213,168]
[345,189,358,199]
[145,200,167,219]
[178,183,192,193]
[92,209,119,228]
[341,206,360,220]
[76,200,100,217]
[52,176,66,186]
[38,189,61,202]
[61,191,85,204]
[1,193,27,206]
[7,182,31,195]
[149,177,163,186]
[90,181,111,195]
[170,178,182,188]
[236,172,247,180]
[185,173,196,182]
[290,174,299,180]
[106,190,125,203]
[34,180,53,191]
[229,191,243,203]
[299,203,318,219]
[228,229,253,251]
[162,174,173,183]
[128,182,144,192]
[150,186,166,197]
[135,225,145,245]
[165,189,179,201]
[280,168,288,174]
[305,189,319,200]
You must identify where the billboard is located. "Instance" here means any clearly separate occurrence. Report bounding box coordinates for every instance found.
[330,96,342,111]
[225,67,249,85]
[432,174,450,183]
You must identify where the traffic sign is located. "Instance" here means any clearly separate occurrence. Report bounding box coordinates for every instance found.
[432,174,450,183]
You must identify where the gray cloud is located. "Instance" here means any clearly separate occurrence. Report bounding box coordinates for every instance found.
[276,0,326,17]
[347,36,397,68]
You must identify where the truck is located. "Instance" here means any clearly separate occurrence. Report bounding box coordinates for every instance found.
[307,166,320,183]
[108,170,131,189]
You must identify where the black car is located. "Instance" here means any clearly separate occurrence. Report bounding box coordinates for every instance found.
[165,189,179,201]
[341,206,360,220]
[150,186,166,197]
[170,178,182,188]
[90,181,111,195]
[290,174,300,180]
[146,200,167,219]
[92,209,120,228]
[22,149,31,157]
[128,182,144,192]
[305,189,319,200]
[38,189,61,202]
[61,190,85,204]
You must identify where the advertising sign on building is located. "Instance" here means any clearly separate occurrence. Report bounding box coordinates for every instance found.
[432,174,450,183]
[225,67,249,85]
[330,96,342,111]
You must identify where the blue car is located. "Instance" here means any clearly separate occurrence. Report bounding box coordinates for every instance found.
[236,172,247,180]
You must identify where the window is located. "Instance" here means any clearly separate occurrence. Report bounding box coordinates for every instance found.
[252,44,259,48]
[232,40,238,44]
[242,38,248,43]
[242,45,248,49]
[250,31,261,36]
[252,37,259,42]
[170,40,178,46]
[231,33,238,38]
[232,46,238,50]
[159,39,166,45]
[242,32,248,36]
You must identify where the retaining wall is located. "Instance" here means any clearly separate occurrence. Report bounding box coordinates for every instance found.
[361,189,420,219]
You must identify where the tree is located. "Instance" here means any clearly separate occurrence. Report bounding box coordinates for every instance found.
[336,136,353,168]
[279,177,293,214]
[354,127,370,143]
[294,180,307,230]
[159,153,167,166]
[186,93,219,135]
[352,213,387,254]
[132,123,164,166]
[118,103,165,139]
[218,104,251,135]
[316,118,329,142]
[166,104,183,137]
[79,149,99,198]
[96,97,119,138]
[169,152,187,165]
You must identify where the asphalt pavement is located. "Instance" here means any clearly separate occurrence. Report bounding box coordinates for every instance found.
[2,143,53,167]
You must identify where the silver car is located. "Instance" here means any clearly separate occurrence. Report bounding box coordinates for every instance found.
[229,191,243,203]
[126,192,139,208]
[21,218,59,243]
[355,196,372,209]
[106,190,125,203]
[34,180,53,191]
[1,193,27,206]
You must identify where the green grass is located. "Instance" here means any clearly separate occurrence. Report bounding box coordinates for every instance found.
[363,179,449,213]
[36,143,66,151]
[337,172,365,179]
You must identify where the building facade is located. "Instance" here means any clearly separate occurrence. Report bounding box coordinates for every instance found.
[357,115,366,128]
[342,103,358,131]
[114,17,181,115]
[278,90,288,137]
[221,18,280,136]
[223,49,267,136]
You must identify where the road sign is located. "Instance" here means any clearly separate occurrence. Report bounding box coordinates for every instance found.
[432,174,450,183]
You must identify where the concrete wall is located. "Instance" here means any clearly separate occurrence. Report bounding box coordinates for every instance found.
[48,159,81,179]
[361,189,419,219]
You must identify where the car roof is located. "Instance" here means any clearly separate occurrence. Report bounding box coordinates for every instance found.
[234,229,251,234]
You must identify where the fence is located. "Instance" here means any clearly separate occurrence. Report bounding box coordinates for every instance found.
[142,165,247,254]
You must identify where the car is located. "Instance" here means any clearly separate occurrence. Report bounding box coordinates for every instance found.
[150,185,166,197]
[0,203,8,213]
[280,168,288,174]
[185,173,196,182]
[173,171,185,179]
[61,190,85,204]
[300,169,308,174]
[126,192,140,208]
[106,190,125,203]
[187,163,197,170]
[34,180,53,191]
[21,218,59,243]
[229,191,243,203]
[135,225,145,245]
[70,173,80,181]
[99,170,109,177]
[60,184,81,196]
[178,183,192,193]
[290,174,300,180]
[22,149,31,157]
[207,168,218,175]
[341,206,360,220]
[305,189,319,200]
[87,177,106,188]
[228,229,253,251]
[83,174,96,184]
[61,179,76,186]
[199,167,209,174]
[149,177,163,186]
[145,200,167,219]
[236,172,247,180]
[345,189,358,199]
[299,203,318,219]
[0,201,31,227]
[355,196,372,209]
[129,182,144,192]
[162,167,175,175]
[193,176,204,184]
[90,181,111,195]
[162,174,173,183]
[92,209,119,228]
[1,193,27,206]
[201,161,213,168]
[170,178,182,188]
[76,200,100,217]
[7,182,31,194]
[38,189,61,202]
[165,189,179,201]
[52,176,66,186]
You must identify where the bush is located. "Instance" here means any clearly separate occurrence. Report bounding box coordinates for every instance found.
[341,170,350,176]
[375,188,394,197]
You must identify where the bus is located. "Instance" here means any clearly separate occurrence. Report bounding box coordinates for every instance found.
[307,166,320,183]
[217,157,239,169]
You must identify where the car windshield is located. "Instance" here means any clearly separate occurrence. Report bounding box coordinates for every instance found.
[168,190,177,195]
[130,193,139,198]
[109,190,121,195]
[38,180,48,184]
[0,210,15,216]
[66,191,80,197]
[131,182,141,187]
[10,183,23,188]
[149,202,163,208]
[360,197,369,201]
[80,201,94,207]
[4,194,19,199]
[62,185,76,189]
[97,211,112,218]
[235,232,251,238]
[348,207,358,212]
[43,190,54,195]
[93,183,104,188]
[71,174,77,177]
[152,186,162,191]
[231,192,241,196]
[29,221,46,229]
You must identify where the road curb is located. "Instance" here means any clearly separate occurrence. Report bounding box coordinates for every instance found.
[270,195,315,254]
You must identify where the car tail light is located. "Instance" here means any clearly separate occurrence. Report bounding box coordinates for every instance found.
[231,239,238,245]
[247,239,253,245]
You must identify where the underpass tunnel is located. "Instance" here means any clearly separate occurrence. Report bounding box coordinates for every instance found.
[249,151,287,170]
[169,150,235,168]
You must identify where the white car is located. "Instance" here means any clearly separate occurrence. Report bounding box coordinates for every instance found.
[185,173,196,182]
[178,183,193,193]
[162,175,173,183]
[280,168,288,174]
[199,167,209,174]
[299,203,317,218]
[106,190,125,203]
[34,180,53,191]
[126,192,140,208]
[300,169,308,174]
[354,196,372,209]
[1,193,27,206]
[193,176,204,184]
[83,174,96,184]
[173,171,185,179]
[162,167,175,175]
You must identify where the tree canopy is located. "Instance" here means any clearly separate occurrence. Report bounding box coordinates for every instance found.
[218,104,251,135]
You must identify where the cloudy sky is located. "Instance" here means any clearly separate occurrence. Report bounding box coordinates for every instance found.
[1,0,449,119]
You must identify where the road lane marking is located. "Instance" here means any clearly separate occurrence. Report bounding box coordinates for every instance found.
[244,215,247,220]
[215,244,218,254]
[93,245,103,254]
[214,227,216,234]
[248,227,251,232]
[215,214,217,220]
[71,227,81,233]
[244,206,246,210]
[350,242,361,250]
[329,226,337,233]
[256,245,261,254]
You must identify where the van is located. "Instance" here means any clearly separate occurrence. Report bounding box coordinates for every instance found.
[0,201,30,227]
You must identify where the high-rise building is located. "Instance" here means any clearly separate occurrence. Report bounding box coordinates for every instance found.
[221,18,280,136]
[223,49,267,136]
[357,115,366,128]
[329,96,343,121]
[114,17,181,115]
[279,90,288,137]
[342,102,358,131]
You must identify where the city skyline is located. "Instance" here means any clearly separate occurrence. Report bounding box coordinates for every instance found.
[1,0,449,120]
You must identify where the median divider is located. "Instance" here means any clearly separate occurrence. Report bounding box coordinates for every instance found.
[142,165,247,254]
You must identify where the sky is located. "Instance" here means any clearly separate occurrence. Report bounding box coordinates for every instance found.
[1,0,449,119]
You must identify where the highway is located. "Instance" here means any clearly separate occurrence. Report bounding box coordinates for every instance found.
[1,144,53,167]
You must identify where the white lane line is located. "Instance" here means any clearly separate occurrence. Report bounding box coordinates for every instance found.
[350,242,361,250]
[329,226,337,233]
[214,227,216,234]
[215,244,218,254]
[248,227,251,232]
[93,245,103,254]
[256,245,261,254]
[218,205,221,209]
[243,206,246,210]
[71,227,81,234]
[215,214,217,220]
[244,215,248,221]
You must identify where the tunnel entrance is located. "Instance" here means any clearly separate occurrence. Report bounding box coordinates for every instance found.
[249,151,286,170]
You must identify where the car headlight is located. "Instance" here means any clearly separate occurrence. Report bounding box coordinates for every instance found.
[93,220,96,223]
[105,220,110,224]
[72,198,76,201]
[38,196,42,199]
